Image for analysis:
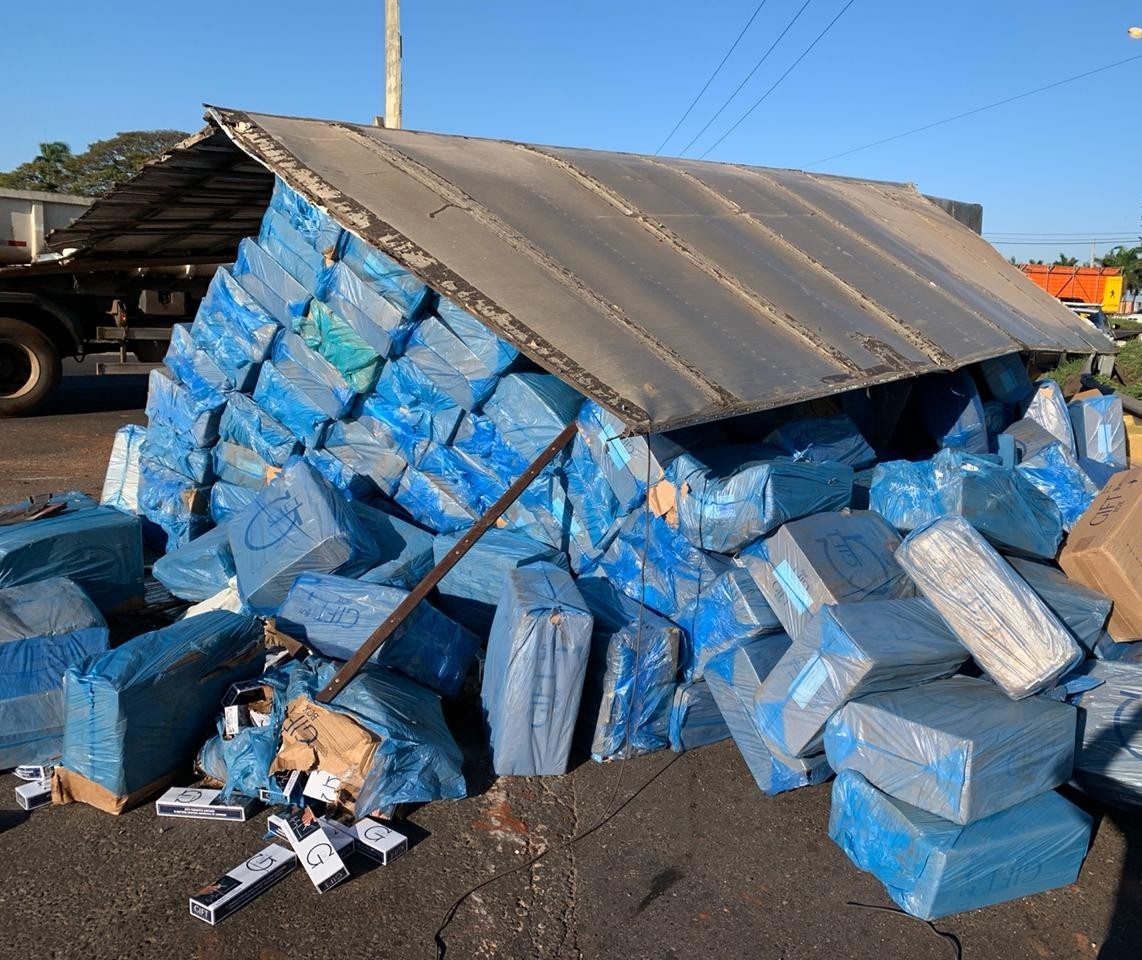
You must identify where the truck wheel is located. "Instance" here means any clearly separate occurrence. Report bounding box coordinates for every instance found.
[0,317,62,416]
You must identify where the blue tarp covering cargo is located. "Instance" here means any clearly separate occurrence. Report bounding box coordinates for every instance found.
[869,448,1064,559]
[0,494,143,612]
[915,369,989,454]
[1069,394,1128,469]
[897,516,1083,698]
[218,391,301,467]
[737,510,913,644]
[978,352,1032,404]
[671,445,854,553]
[137,457,212,551]
[365,357,464,449]
[229,460,380,614]
[321,416,409,498]
[295,299,381,393]
[56,611,263,812]
[213,440,276,490]
[483,372,584,460]
[191,267,280,392]
[210,481,258,525]
[669,680,730,752]
[1023,379,1077,451]
[1070,661,1142,808]
[351,501,435,590]
[1016,439,1099,529]
[762,415,876,469]
[829,769,1091,920]
[0,578,108,769]
[482,563,593,776]
[338,231,431,320]
[755,598,968,759]
[704,634,831,795]
[152,527,236,602]
[141,428,215,484]
[144,367,225,448]
[823,675,1076,824]
[100,424,145,515]
[686,567,783,681]
[276,572,478,697]
[164,323,234,400]
[233,236,311,327]
[576,578,680,761]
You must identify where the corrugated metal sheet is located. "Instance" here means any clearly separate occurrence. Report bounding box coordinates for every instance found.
[49,107,1114,432]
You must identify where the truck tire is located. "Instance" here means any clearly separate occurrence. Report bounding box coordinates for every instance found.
[0,317,62,416]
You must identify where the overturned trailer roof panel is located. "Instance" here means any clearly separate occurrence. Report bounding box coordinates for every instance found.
[49,107,1112,432]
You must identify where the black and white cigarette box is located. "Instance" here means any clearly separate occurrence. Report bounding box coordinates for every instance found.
[189,843,296,924]
[155,787,259,822]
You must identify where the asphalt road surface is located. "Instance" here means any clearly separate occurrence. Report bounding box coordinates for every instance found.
[1,374,1141,960]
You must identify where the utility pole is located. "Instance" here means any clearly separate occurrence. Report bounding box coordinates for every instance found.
[385,0,402,129]
[1091,238,1096,268]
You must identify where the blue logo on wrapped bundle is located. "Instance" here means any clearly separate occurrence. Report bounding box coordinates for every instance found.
[243,490,304,551]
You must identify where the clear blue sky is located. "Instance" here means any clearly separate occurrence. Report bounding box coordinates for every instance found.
[4,0,1140,263]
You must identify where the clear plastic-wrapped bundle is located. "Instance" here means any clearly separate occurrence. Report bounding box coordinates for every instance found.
[190,267,281,392]
[828,769,1091,920]
[897,516,1083,698]
[671,444,854,553]
[977,352,1032,404]
[576,578,680,761]
[914,368,988,454]
[337,231,431,320]
[363,356,464,449]
[483,372,584,460]
[137,456,212,550]
[823,675,1076,824]
[1068,394,1128,469]
[0,578,108,769]
[762,414,876,468]
[1016,438,1099,529]
[350,500,435,590]
[152,527,236,602]
[704,634,831,795]
[163,323,234,400]
[737,510,913,644]
[320,415,409,498]
[212,440,276,490]
[140,428,215,484]
[144,367,225,448]
[232,236,311,327]
[668,680,730,752]
[1005,557,1111,653]
[209,481,258,526]
[218,392,300,467]
[686,567,783,681]
[481,563,593,776]
[100,424,145,514]
[1069,661,1142,808]
[755,598,968,758]
[1023,379,1076,451]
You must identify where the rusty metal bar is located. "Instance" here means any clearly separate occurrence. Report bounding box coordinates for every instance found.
[315,420,578,703]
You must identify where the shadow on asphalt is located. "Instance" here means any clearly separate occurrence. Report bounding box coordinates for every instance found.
[29,373,148,417]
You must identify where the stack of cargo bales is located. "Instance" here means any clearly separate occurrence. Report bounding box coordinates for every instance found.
[211,393,300,509]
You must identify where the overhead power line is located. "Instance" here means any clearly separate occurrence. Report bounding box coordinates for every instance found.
[806,52,1142,168]
[677,0,816,157]
[697,0,858,159]
[655,0,771,155]
[989,238,1140,246]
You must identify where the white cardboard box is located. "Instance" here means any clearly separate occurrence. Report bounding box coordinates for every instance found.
[189,843,297,924]
[14,778,51,811]
[155,787,259,822]
[301,769,344,805]
[268,810,353,893]
[14,759,59,782]
[347,817,408,865]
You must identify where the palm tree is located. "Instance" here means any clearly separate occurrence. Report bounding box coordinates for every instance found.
[1054,253,1079,267]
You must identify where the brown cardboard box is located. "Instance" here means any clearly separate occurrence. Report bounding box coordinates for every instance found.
[1060,469,1142,640]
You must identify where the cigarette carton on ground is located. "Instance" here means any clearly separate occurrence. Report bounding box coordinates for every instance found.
[155,786,259,822]
[14,759,60,782]
[15,778,51,811]
[268,809,354,893]
[189,843,296,925]
[336,817,408,865]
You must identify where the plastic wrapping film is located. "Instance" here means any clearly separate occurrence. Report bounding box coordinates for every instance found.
[232,236,311,327]
[321,416,409,499]
[704,634,831,795]
[565,439,623,550]
[393,465,479,535]
[59,611,264,805]
[1069,661,1142,808]
[762,414,876,469]
[218,392,301,467]
[1023,380,1077,451]
[482,563,593,776]
[164,323,234,401]
[0,578,108,769]
[869,449,1064,559]
[100,424,145,514]
[915,369,989,454]
[365,357,464,449]
[144,367,225,448]
[276,572,478,698]
[686,567,783,681]
[137,456,212,551]
[433,528,569,636]
[415,442,505,517]
[828,770,1091,920]
[0,495,143,612]
[320,260,417,358]
[304,447,374,501]
[210,481,258,526]
[1069,394,1128,469]
[258,207,330,295]
[672,445,854,553]
[1094,632,1142,662]
[452,412,531,488]
[296,299,381,394]
[1005,557,1111,654]
[228,459,380,614]
[755,598,968,759]
[978,352,1033,404]
[190,267,281,392]
[213,440,277,491]
[337,231,432,320]
[897,516,1082,698]
[1079,456,1125,490]
[1002,417,1059,462]
[669,680,730,752]
[266,177,343,260]
[1016,439,1100,530]
[483,372,584,461]
[509,464,602,567]
[575,578,680,761]
[272,330,356,416]
[140,428,215,484]
[152,527,236,602]
[350,500,435,590]
[823,675,1076,824]
[252,361,332,449]
[737,510,914,644]
[403,298,520,410]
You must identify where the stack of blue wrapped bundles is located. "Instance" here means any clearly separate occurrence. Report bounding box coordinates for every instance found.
[483,372,584,460]
[668,681,730,752]
[190,267,280,392]
[685,567,783,680]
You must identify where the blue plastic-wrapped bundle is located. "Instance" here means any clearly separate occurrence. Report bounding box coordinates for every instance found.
[100,424,145,514]
[321,260,419,358]
[394,465,479,534]
[402,299,519,410]
[829,769,1091,920]
[483,372,584,461]
[0,578,108,769]
[823,675,1076,824]
[0,495,143,612]
[228,460,380,615]
[209,481,258,525]
[140,428,214,484]
[762,415,876,468]
[213,440,276,490]
[218,392,300,467]
[258,207,329,294]
[1079,455,1124,489]
[672,445,854,554]
[164,323,234,400]
[897,516,1083,698]
[564,444,622,551]
[252,361,332,448]
[138,456,212,550]
[686,567,783,681]
[1023,379,1076,451]
[869,448,1064,559]
[433,528,569,636]
[304,447,373,500]
[978,352,1033,404]
[482,564,593,776]
[191,267,280,392]
[152,527,236,602]
[338,231,431,320]
[272,331,355,415]
[576,578,680,761]
[364,356,464,449]
[737,511,913,644]
[915,369,989,454]
[416,442,505,516]
[56,611,263,812]
[355,504,435,589]
[755,598,968,759]
[982,400,1008,445]
[1069,394,1128,469]
[232,236,311,327]
[144,367,225,448]
[295,299,381,393]
[277,572,478,697]
[1006,558,1111,654]
[452,412,530,487]
[1069,661,1142,808]
[669,681,730,752]
[320,415,409,498]
[704,635,831,795]
[508,465,599,567]
[266,176,343,259]
[1016,439,1100,529]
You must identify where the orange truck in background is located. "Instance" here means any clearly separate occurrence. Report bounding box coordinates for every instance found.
[1021,264,1123,313]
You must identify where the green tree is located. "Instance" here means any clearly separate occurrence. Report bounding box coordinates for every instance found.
[0,130,188,196]
[1054,253,1079,266]
[1099,244,1142,303]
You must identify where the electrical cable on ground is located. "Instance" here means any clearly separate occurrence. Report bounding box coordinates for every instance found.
[846,901,963,959]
